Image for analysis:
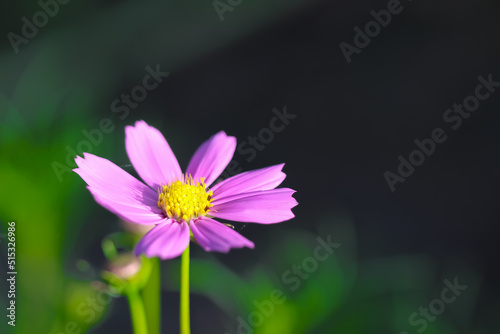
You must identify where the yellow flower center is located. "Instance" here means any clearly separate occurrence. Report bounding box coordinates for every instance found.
[157,175,213,222]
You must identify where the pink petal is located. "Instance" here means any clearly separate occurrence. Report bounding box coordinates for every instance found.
[125,120,182,189]
[135,219,190,259]
[210,164,286,199]
[191,217,254,252]
[211,188,297,224]
[186,131,236,187]
[74,153,164,225]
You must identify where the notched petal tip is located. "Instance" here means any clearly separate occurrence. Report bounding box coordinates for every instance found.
[125,119,182,188]
[73,154,88,171]
[211,163,289,199]
[128,119,148,128]
[186,130,237,187]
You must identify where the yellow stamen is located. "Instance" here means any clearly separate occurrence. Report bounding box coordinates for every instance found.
[157,175,213,222]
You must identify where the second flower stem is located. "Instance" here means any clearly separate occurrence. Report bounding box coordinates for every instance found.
[127,287,148,334]
[143,257,161,334]
[180,244,191,334]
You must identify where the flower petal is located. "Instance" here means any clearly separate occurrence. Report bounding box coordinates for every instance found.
[191,217,254,252]
[125,120,182,189]
[211,188,297,224]
[210,164,286,199]
[135,219,190,259]
[186,131,236,187]
[74,153,164,225]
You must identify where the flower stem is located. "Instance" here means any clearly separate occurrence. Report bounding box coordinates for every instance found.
[180,244,191,334]
[143,257,161,334]
[127,287,149,334]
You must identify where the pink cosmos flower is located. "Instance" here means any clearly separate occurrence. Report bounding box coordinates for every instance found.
[74,121,297,260]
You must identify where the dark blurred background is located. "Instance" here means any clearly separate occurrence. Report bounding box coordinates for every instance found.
[1,0,499,333]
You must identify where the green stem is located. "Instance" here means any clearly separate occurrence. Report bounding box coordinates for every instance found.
[143,258,161,334]
[180,245,191,334]
[127,287,149,334]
